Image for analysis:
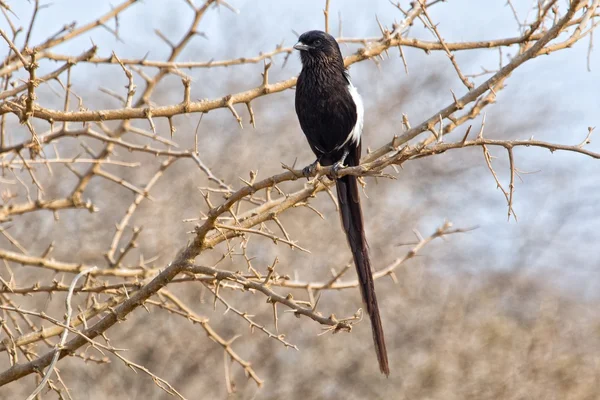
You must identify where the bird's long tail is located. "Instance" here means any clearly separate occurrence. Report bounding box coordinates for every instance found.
[335,146,389,376]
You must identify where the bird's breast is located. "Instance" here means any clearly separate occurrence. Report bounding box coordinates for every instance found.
[295,73,360,157]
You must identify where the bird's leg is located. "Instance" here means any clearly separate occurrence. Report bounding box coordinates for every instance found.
[328,148,349,180]
[302,158,322,178]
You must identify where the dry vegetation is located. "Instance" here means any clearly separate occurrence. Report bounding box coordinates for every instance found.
[1,0,599,398]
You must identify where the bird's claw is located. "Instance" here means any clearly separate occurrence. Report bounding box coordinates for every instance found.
[327,161,345,180]
[302,160,321,178]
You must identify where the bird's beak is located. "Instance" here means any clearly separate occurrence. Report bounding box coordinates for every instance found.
[294,42,312,51]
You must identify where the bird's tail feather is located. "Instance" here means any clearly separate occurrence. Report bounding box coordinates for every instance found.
[335,148,389,376]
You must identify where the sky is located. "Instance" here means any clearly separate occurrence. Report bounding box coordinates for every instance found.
[3,0,600,297]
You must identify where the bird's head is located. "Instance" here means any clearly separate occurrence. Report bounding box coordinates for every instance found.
[294,30,344,69]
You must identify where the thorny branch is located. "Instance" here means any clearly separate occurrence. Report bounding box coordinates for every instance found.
[0,0,597,396]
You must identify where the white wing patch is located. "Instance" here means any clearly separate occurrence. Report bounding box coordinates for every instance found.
[339,81,364,149]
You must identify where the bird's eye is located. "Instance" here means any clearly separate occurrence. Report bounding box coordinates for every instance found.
[314,39,321,46]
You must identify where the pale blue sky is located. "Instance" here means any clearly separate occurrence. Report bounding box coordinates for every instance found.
[3,0,600,296]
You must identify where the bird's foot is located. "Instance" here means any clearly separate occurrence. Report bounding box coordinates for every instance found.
[327,160,346,180]
[302,160,321,178]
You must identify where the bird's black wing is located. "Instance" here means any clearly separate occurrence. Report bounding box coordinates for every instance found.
[295,73,357,163]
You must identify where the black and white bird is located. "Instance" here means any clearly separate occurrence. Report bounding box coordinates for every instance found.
[294,30,389,376]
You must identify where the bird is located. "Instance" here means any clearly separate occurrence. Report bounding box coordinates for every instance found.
[293,30,389,376]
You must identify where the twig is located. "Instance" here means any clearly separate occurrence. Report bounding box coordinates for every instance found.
[25,266,97,400]
[324,0,331,33]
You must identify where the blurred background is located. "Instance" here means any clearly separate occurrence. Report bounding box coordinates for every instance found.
[2,0,600,398]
